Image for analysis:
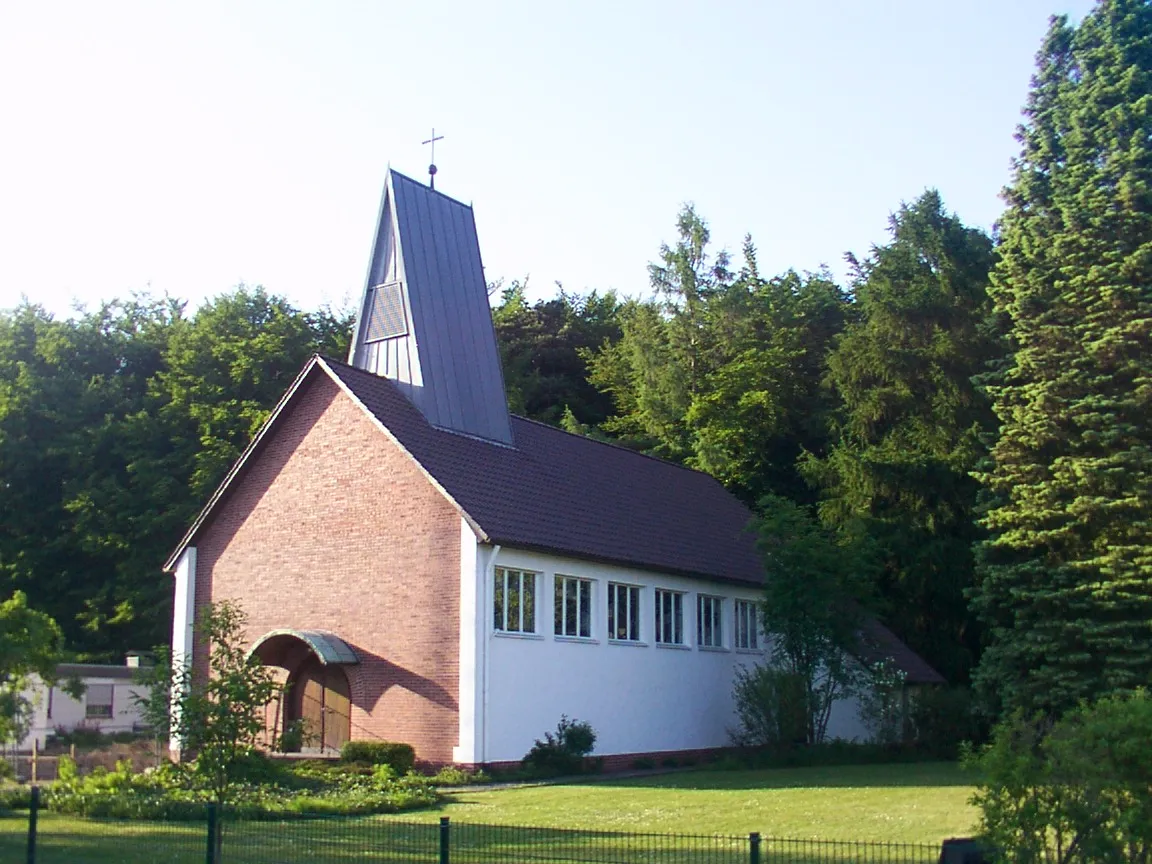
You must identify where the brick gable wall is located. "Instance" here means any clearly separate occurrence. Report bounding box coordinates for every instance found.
[192,372,461,762]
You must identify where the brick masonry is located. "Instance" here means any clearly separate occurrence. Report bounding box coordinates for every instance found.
[192,372,462,763]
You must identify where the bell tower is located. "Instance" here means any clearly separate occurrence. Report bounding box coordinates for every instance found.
[348,170,513,445]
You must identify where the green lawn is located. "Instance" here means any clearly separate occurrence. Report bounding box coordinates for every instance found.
[0,762,977,863]
[392,761,979,843]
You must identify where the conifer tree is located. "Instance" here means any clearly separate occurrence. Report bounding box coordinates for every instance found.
[972,0,1152,714]
[806,191,996,683]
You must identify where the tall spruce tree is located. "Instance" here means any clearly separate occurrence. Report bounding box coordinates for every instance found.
[805,191,997,683]
[972,0,1152,714]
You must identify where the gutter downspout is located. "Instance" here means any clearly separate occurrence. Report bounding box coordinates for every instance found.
[481,544,500,765]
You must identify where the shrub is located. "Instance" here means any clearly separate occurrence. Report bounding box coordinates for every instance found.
[857,661,907,746]
[50,726,107,749]
[630,757,656,770]
[729,739,930,770]
[909,686,989,759]
[44,753,438,820]
[273,719,308,754]
[967,690,1152,863]
[339,741,416,774]
[428,765,489,786]
[709,753,744,772]
[522,716,597,777]
[0,784,32,813]
[730,664,808,749]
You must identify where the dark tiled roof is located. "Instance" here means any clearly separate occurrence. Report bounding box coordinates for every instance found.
[325,357,767,586]
[56,663,140,681]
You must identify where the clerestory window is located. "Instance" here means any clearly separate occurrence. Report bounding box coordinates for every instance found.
[494,567,537,633]
[608,583,641,642]
[554,575,593,639]
[655,589,685,645]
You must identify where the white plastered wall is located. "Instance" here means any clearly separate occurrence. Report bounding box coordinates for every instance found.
[19,675,151,750]
[467,545,870,764]
[454,518,484,763]
[169,546,197,756]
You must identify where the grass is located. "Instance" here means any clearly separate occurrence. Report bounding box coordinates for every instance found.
[385,761,979,843]
[0,762,978,862]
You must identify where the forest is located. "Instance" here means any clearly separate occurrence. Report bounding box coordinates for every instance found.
[1,0,1149,722]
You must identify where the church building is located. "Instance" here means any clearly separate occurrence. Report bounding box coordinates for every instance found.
[164,169,942,766]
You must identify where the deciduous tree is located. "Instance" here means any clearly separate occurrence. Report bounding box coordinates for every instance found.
[0,591,68,743]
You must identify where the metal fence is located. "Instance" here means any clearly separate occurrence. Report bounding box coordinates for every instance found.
[8,788,952,864]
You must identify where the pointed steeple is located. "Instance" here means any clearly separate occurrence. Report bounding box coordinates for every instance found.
[348,170,513,444]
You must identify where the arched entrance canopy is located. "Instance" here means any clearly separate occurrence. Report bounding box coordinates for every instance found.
[248,629,359,667]
[249,630,357,754]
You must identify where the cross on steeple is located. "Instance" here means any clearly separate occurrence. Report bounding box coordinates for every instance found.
[422,128,444,190]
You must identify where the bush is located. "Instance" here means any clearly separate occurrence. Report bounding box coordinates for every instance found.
[0,784,32,813]
[522,716,597,777]
[44,754,439,820]
[339,741,416,774]
[273,719,309,754]
[49,727,108,749]
[967,690,1152,863]
[630,757,656,770]
[909,686,989,759]
[427,765,489,786]
[730,739,931,770]
[730,664,808,749]
[857,661,908,746]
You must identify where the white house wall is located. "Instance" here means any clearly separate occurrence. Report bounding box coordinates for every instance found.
[477,546,869,764]
[19,675,151,750]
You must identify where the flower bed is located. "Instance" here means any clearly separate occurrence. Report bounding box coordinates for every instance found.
[44,754,439,820]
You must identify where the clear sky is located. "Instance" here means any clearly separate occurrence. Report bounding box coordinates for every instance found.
[0,0,1097,318]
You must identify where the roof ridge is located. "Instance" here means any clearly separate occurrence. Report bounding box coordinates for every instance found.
[324,354,740,488]
[388,168,474,211]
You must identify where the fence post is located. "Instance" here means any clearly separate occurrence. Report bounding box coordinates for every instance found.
[205,803,218,864]
[25,786,39,864]
[439,816,450,864]
[748,831,761,864]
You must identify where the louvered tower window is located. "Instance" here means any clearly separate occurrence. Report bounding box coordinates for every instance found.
[364,281,408,342]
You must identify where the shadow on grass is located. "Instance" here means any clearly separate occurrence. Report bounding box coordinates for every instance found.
[565,761,973,790]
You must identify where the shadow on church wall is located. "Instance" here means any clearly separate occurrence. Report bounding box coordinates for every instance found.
[345,645,458,715]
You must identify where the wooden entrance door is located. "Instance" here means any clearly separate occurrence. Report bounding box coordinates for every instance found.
[290,659,351,753]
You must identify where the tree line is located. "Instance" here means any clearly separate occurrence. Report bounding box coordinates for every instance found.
[1,0,1148,728]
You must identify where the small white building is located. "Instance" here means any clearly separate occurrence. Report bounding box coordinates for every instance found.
[17,661,151,750]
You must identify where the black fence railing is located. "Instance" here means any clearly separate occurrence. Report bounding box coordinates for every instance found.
[9,786,962,864]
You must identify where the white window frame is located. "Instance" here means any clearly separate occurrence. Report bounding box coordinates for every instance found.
[554,574,594,639]
[607,582,642,642]
[655,589,685,646]
[697,594,724,649]
[494,567,538,634]
[735,599,760,651]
